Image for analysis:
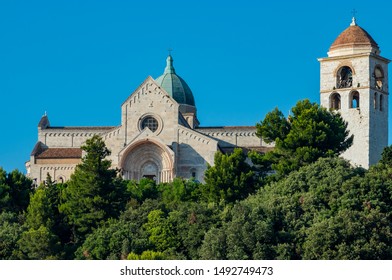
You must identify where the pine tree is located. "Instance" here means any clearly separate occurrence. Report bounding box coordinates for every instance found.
[203,148,256,203]
[59,135,127,244]
[256,99,353,176]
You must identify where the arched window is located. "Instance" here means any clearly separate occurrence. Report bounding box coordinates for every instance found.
[330,93,341,110]
[374,92,378,109]
[380,94,383,111]
[57,176,65,184]
[374,66,384,90]
[350,91,360,108]
[337,66,353,89]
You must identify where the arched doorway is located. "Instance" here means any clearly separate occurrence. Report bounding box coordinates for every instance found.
[120,139,174,183]
[141,161,159,181]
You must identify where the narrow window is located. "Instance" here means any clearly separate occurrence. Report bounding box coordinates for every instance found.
[380,94,383,111]
[350,91,360,108]
[337,66,353,89]
[190,168,197,179]
[374,92,378,109]
[330,93,341,110]
[374,66,384,90]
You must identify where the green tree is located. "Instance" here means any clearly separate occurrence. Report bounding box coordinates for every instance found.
[158,178,200,207]
[201,157,392,260]
[202,148,256,203]
[167,201,220,259]
[0,168,11,211]
[26,175,56,230]
[17,225,62,260]
[256,107,290,143]
[302,209,392,259]
[18,174,70,259]
[144,209,179,252]
[0,168,33,213]
[75,219,133,260]
[75,198,165,260]
[199,227,227,260]
[0,212,24,259]
[380,145,392,166]
[59,135,127,244]
[126,178,159,203]
[127,250,167,260]
[258,157,365,259]
[256,99,353,176]
[255,157,391,259]
[200,195,275,260]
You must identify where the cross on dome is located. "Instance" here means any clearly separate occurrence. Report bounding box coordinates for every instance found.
[350,9,357,26]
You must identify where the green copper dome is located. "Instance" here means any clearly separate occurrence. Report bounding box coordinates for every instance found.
[155,55,195,106]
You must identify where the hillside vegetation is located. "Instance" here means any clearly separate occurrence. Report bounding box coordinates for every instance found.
[1,100,391,260]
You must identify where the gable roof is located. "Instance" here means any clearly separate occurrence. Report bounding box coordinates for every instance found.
[35,147,82,159]
[121,76,178,108]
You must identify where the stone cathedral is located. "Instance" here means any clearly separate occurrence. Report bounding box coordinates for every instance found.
[26,18,389,184]
[26,55,271,184]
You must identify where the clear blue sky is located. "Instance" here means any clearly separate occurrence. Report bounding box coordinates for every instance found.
[1,0,392,173]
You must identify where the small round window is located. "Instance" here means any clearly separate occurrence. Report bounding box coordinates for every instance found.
[141,116,159,132]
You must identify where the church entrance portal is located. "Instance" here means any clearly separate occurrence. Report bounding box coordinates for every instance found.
[120,140,174,183]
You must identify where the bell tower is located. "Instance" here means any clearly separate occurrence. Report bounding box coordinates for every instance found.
[318,18,389,168]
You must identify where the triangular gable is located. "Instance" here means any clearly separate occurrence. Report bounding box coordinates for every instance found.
[121,76,178,108]
[118,126,174,158]
[178,125,218,146]
[30,141,46,156]
[126,126,154,145]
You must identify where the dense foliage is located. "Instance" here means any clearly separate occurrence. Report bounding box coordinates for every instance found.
[256,99,353,176]
[202,148,257,203]
[59,135,128,245]
[0,168,33,213]
[1,107,392,259]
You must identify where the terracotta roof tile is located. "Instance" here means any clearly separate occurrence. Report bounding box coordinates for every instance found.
[36,148,82,159]
[330,25,378,51]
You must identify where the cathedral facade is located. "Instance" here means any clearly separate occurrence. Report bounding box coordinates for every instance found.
[26,55,271,184]
[26,18,389,184]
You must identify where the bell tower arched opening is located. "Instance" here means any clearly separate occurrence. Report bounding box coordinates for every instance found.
[374,66,384,90]
[337,66,353,89]
[330,92,341,110]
